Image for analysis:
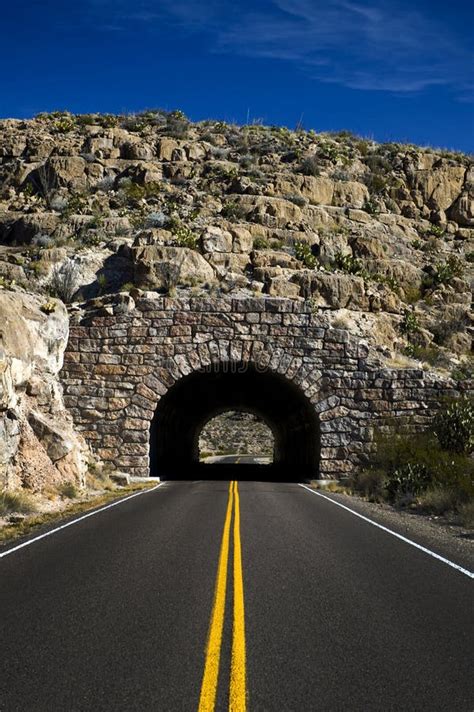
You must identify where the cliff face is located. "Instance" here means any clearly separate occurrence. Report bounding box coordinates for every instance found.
[0,111,472,490]
[0,291,87,491]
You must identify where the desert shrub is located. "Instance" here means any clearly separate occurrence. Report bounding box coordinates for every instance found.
[145,211,169,228]
[385,462,431,499]
[0,491,37,516]
[32,233,54,248]
[433,398,474,454]
[423,256,465,290]
[299,156,320,177]
[361,423,474,510]
[352,468,387,500]
[221,200,247,221]
[120,282,136,293]
[450,359,473,382]
[431,310,469,346]
[48,261,79,303]
[58,482,78,499]
[402,285,421,304]
[424,224,445,238]
[466,251,474,263]
[458,500,474,528]
[53,116,75,133]
[253,237,269,250]
[165,110,190,139]
[284,193,307,207]
[417,487,461,515]
[403,343,443,366]
[169,220,197,249]
[362,199,380,214]
[365,173,387,194]
[294,242,317,268]
[399,309,419,336]
[96,175,116,192]
[333,251,365,276]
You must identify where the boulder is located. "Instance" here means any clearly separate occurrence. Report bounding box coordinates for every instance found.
[120,140,155,161]
[448,190,474,227]
[333,181,369,209]
[28,410,74,462]
[201,226,233,253]
[413,164,466,211]
[293,271,369,309]
[230,226,253,253]
[157,138,181,161]
[252,250,299,269]
[132,245,215,289]
[204,253,250,277]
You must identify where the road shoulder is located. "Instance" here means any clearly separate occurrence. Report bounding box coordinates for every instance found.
[305,486,474,574]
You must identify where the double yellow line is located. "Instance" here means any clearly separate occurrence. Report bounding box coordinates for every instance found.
[198,481,246,712]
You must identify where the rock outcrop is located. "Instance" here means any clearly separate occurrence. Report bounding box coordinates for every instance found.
[0,291,87,490]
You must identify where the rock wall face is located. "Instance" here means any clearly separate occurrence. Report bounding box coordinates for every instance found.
[0,290,87,490]
[60,295,469,480]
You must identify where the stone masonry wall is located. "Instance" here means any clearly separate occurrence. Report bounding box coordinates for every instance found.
[60,295,469,479]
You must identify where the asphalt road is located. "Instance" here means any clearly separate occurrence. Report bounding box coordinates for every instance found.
[0,479,473,711]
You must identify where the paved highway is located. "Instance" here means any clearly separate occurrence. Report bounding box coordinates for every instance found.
[0,479,473,711]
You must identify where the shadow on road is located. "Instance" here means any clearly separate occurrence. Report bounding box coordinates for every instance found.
[159,456,312,482]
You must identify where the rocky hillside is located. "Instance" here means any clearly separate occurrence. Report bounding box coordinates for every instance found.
[199,412,274,459]
[0,109,472,382]
[0,111,474,378]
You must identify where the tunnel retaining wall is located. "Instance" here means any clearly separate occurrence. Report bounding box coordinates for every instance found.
[60,295,467,479]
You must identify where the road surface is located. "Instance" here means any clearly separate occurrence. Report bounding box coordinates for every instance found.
[0,479,473,711]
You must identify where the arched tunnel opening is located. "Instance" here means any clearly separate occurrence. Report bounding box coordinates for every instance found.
[150,363,320,481]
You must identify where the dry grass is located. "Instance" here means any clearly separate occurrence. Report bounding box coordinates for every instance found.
[0,482,155,545]
[417,487,460,515]
[0,491,38,516]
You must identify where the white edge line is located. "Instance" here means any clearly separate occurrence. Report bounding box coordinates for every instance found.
[0,483,163,560]
[298,483,474,580]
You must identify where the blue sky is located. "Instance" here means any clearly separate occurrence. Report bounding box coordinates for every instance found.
[1,0,473,151]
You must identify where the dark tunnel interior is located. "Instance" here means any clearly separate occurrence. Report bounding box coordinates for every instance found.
[150,363,320,481]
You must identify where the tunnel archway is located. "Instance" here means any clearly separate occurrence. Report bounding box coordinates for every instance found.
[150,362,320,481]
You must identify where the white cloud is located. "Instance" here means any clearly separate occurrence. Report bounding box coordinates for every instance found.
[86,0,473,97]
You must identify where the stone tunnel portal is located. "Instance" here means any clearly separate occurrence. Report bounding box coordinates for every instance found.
[150,363,320,481]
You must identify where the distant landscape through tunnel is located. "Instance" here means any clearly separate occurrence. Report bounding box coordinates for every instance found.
[150,363,320,481]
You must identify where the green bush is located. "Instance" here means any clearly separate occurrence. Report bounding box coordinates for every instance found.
[294,242,317,268]
[359,428,474,507]
[169,220,197,249]
[253,237,269,250]
[385,462,430,499]
[334,251,365,276]
[433,398,474,454]
[399,309,419,336]
[221,200,247,221]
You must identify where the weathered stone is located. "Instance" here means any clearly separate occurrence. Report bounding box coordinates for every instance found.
[201,226,233,253]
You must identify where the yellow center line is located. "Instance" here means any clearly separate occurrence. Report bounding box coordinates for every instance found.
[198,481,234,712]
[198,481,247,712]
[230,480,247,712]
